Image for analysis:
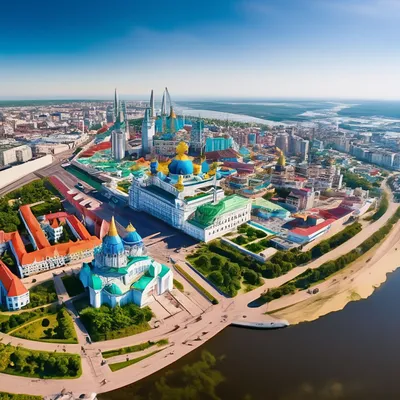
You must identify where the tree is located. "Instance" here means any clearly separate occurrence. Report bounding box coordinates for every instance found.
[44,328,53,338]
[41,318,50,327]
[209,271,224,286]
[243,269,260,286]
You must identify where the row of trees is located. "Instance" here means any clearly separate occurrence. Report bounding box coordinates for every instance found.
[263,222,363,279]
[262,207,400,303]
[0,343,80,378]
[189,222,362,297]
[80,304,153,341]
[44,309,75,340]
[369,192,389,222]
[189,242,263,296]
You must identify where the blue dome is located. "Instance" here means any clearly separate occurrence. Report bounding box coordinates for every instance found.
[102,234,125,255]
[168,159,194,175]
[123,230,142,245]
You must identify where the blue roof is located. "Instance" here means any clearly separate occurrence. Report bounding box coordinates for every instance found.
[123,230,142,244]
[102,233,125,255]
[168,159,194,175]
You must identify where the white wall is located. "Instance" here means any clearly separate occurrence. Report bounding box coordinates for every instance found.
[0,155,53,190]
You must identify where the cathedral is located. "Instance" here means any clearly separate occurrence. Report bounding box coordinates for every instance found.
[79,217,173,308]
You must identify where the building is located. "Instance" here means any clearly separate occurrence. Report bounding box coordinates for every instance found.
[141,107,155,155]
[0,260,29,310]
[0,142,32,167]
[275,133,289,155]
[287,218,334,244]
[79,217,173,308]
[129,141,251,242]
[205,137,234,152]
[286,188,316,211]
[3,205,102,277]
[190,120,205,155]
[111,116,126,161]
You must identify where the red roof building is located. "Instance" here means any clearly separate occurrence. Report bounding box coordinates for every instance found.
[0,260,29,310]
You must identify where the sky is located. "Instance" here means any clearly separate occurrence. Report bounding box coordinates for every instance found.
[1,0,400,100]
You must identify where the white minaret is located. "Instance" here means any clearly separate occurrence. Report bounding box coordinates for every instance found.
[142,108,155,155]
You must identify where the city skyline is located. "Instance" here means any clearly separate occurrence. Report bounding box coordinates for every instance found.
[1,0,400,100]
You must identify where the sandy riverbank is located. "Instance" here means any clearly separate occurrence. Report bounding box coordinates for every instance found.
[270,218,400,325]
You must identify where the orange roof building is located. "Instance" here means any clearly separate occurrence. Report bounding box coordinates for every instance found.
[0,260,29,310]
[5,205,102,277]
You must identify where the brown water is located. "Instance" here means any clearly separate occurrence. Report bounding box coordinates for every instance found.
[100,268,400,400]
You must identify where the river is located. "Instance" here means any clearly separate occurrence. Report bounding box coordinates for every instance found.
[99,268,400,400]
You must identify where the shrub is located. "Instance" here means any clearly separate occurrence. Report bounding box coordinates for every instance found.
[41,318,50,327]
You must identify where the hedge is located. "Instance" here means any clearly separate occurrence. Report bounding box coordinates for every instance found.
[174,264,219,304]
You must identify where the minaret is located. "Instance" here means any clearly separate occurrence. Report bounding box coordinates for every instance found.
[161,89,168,133]
[169,106,177,133]
[150,90,155,119]
[142,107,155,155]
[111,110,126,161]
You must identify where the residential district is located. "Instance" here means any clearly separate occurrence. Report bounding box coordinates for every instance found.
[0,89,399,400]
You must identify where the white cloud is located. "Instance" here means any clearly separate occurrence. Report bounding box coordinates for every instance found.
[316,0,400,18]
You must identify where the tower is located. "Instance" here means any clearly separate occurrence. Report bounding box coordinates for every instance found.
[111,112,126,161]
[149,90,155,119]
[114,88,119,121]
[142,108,155,155]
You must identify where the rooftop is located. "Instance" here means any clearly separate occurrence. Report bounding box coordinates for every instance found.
[0,260,28,297]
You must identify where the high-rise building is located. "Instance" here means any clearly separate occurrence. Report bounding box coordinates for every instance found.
[275,133,289,155]
[190,120,204,155]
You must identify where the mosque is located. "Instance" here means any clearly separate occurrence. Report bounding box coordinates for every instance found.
[129,141,252,242]
[79,217,173,308]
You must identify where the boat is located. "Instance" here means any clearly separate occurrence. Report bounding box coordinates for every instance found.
[231,319,289,329]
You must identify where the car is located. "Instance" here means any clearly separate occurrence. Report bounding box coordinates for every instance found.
[76,182,85,190]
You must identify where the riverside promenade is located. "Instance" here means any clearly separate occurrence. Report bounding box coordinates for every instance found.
[0,182,397,398]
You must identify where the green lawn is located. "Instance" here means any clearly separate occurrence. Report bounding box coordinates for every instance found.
[0,392,42,400]
[61,274,85,297]
[109,350,162,372]
[102,339,168,359]
[11,313,78,344]
[173,279,184,292]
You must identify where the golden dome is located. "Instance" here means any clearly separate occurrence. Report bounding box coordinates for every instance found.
[126,223,136,232]
[175,141,190,161]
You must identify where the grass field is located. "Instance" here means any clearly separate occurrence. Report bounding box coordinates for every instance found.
[102,339,168,359]
[0,392,42,400]
[61,274,85,297]
[173,279,184,292]
[109,350,162,372]
[11,313,78,344]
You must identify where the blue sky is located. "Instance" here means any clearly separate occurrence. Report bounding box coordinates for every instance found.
[1,0,400,99]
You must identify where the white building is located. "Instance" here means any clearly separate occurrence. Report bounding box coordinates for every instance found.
[80,218,173,308]
[129,142,251,242]
[0,143,32,167]
[0,260,29,311]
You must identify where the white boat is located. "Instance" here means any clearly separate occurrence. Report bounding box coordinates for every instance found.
[231,319,289,329]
